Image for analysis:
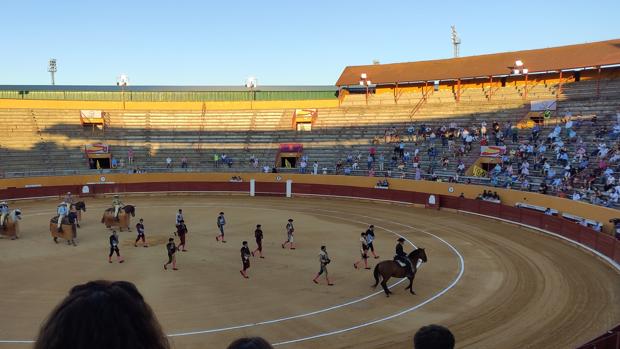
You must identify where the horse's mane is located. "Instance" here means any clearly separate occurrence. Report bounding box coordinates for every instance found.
[408,248,422,259]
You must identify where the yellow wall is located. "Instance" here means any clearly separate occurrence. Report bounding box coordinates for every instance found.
[2,173,617,232]
[0,99,339,111]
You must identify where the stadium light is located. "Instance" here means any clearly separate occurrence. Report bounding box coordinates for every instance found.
[116,74,129,109]
[511,60,529,100]
[359,73,371,105]
[48,59,57,85]
[245,76,258,109]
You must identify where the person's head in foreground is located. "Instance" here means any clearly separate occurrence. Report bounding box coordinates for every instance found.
[35,280,169,349]
[228,336,274,349]
[414,324,455,349]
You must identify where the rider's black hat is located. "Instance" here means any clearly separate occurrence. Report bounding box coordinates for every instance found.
[397,237,405,242]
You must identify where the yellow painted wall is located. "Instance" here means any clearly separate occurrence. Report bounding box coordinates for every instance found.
[0,99,339,111]
[2,173,618,232]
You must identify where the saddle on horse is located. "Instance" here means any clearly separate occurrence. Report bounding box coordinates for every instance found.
[106,207,123,221]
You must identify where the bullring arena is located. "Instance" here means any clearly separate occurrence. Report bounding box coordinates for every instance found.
[3,38,620,348]
[0,174,619,349]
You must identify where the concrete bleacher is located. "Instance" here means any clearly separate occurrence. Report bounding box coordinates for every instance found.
[0,78,618,185]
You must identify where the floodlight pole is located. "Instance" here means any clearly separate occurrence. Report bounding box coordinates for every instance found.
[48,59,57,85]
[360,73,371,105]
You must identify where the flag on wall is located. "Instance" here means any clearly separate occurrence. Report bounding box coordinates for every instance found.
[472,166,487,177]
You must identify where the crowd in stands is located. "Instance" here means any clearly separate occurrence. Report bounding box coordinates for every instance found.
[78,109,620,212]
[318,110,620,211]
[34,280,454,349]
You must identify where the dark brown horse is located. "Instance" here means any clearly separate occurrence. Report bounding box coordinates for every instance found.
[71,201,86,227]
[372,248,427,297]
[101,205,135,231]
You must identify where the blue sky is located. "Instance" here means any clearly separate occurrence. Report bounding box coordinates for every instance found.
[1,0,619,86]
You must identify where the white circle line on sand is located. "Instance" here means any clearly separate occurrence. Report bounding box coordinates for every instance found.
[0,202,463,345]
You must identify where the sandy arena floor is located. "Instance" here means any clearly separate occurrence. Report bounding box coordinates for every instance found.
[0,195,619,349]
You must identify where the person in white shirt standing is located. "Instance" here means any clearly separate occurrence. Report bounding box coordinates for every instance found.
[281,218,295,250]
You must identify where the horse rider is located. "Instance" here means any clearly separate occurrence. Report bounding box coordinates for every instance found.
[112,195,124,220]
[394,237,413,277]
[64,192,74,206]
[57,201,68,229]
[0,201,9,228]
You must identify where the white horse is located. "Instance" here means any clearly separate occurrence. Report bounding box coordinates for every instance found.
[1,209,22,239]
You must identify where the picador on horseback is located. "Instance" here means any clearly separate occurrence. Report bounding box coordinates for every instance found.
[0,201,9,228]
[112,195,124,220]
[56,202,69,230]
[394,237,413,277]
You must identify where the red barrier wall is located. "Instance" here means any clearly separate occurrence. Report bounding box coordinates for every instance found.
[2,179,619,347]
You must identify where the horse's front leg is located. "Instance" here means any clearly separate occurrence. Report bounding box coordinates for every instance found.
[407,277,416,295]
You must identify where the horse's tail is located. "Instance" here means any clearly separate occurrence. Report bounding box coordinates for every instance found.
[372,263,381,288]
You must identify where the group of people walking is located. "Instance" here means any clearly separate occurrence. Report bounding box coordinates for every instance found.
[96,195,416,285]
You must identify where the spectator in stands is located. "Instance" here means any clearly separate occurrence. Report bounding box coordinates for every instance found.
[166,157,172,168]
[181,157,188,168]
[312,161,319,175]
[214,153,220,168]
[299,159,307,174]
[531,123,540,141]
[544,208,553,216]
[34,280,170,349]
[127,148,134,165]
[262,165,270,173]
[111,157,118,169]
[228,337,273,349]
[457,161,465,175]
[367,155,374,170]
[407,124,415,142]
[379,153,385,171]
[413,324,455,349]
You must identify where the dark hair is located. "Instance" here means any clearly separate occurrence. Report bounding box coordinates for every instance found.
[413,324,455,349]
[168,238,174,242]
[227,337,273,349]
[35,280,170,349]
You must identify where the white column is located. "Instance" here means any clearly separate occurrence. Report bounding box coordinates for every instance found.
[286,179,292,198]
[250,179,255,197]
